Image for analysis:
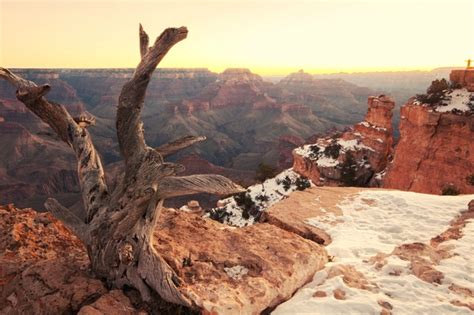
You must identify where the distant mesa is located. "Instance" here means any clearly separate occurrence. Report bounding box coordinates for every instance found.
[280,69,314,84]
[292,65,474,195]
[219,68,263,82]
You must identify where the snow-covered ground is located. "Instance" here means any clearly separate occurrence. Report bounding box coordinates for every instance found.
[436,88,472,113]
[294,137,373,168]
[274,190,474,314]
[211,169,311,227]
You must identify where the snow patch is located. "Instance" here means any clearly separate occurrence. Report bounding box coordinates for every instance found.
[211,169,311,227]
[224,265,249,280]
[436,88,472,113]
[274,191,474,315]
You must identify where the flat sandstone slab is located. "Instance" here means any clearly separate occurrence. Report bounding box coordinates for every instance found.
[261,186,366,245]
[154,209,328,314]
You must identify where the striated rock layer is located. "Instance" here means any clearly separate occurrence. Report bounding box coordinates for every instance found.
[383,103,474,194]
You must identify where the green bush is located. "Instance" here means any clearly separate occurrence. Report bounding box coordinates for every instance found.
[295,176,311,191]
[234,193,260,220]
[442,185,460,196]
[416,79,450,106]
[324,142,342,159]
[208,207,230,224]
[427,78,449,94]
[310,145,320,155]
[282,176,292,191]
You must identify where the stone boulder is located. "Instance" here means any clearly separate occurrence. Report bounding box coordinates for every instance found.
[260,187,363,245]
[0,204,108,314]
[154,208,328,314]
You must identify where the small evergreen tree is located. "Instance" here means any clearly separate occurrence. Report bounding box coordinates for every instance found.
[295,176,311,191]
[324,142,342,159]
[416,79,450,106]
[282,176,292,191]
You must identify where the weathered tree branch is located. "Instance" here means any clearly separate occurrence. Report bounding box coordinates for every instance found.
[139,23,149,59]
[158,174,245,199]
[155,135,206,157]
[117,26,188,168]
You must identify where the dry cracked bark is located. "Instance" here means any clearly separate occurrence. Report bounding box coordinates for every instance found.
[0,25,245,309]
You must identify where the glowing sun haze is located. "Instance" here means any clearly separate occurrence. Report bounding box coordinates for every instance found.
[1,0,473,75]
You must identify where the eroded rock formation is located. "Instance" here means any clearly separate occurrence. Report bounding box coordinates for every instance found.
[383,90,473,194]
[292,95,394,186]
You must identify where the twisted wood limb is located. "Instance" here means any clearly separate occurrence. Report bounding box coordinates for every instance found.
[155,135,206,157]
[117,26,188,169]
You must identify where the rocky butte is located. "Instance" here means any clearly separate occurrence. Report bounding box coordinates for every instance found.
[383,67,474,194]
[292,95,394,187]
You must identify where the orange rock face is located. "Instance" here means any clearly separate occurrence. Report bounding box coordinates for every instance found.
[450,69,474,92]
[383,103,474,194]
[0,204,109,314]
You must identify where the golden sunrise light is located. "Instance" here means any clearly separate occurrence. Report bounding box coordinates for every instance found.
[1,0,473,75]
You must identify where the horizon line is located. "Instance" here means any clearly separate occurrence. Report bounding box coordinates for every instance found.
[2,66,463,77]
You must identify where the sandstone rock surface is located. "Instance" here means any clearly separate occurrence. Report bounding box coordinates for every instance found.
[154,208,328,314]
[0,204,108,314]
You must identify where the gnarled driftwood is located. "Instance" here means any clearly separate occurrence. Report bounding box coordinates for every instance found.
[0,25,244,310]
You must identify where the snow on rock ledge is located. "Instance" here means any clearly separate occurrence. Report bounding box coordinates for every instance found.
[209,169,312,227]
[293,95,394,187]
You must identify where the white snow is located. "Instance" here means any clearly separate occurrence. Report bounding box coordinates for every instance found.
[295,137,373,162]
[316,156,338,167]
[214,169,311,227]
[179,205,192,212]
[273,190,474,315]
[358,121,387,131]
[436,88,472,113]
[224,265,249,280]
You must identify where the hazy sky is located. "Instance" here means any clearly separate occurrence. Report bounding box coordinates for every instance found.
[1,0,473,75]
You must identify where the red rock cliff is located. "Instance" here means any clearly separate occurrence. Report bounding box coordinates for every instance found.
[383,103,474,194]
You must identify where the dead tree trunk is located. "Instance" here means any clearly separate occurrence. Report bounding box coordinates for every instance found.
[0,25,244,308]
